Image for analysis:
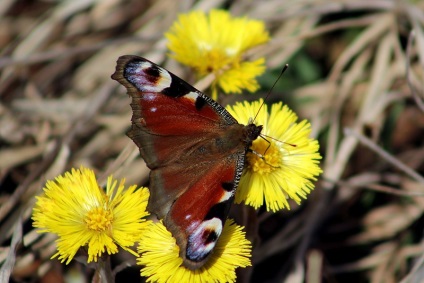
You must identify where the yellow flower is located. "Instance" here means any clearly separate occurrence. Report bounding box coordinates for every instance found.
[137,219,251,283]
[226,100,323,212]
[166,10,269,97]
[32,166,150,264]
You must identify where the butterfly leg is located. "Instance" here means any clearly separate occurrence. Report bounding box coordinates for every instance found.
[247,137,280,168]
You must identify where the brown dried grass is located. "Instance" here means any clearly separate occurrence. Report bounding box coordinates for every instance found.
[1,0,424,282]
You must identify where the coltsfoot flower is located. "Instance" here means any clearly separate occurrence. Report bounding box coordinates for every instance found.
[226,100,323,211]
[32,166,150,264]
[137,219,251,283]
[166,9,270,98]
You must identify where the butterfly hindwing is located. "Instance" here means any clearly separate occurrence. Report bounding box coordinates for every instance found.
[112,55,261,269]
[160,153,243,268]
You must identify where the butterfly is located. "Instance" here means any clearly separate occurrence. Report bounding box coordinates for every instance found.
[112,55,262,270]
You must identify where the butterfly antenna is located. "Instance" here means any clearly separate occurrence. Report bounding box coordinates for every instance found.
[253,64,289,122]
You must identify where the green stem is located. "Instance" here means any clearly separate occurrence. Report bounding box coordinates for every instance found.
[92,256,114,283]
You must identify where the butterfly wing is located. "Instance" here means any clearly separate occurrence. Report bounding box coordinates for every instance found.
[155,151,244,269]
[112,55,247,268]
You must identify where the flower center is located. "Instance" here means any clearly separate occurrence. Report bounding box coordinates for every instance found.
[85,207,113,232]
[246,139,282,174]
[204,49,235,74]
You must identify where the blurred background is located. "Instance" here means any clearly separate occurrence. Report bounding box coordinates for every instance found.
[1,0,424,282]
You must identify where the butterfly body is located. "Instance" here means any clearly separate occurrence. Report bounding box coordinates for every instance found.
[112,55,262,269]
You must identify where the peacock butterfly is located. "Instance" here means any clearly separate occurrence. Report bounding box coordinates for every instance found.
[112,55,262,270]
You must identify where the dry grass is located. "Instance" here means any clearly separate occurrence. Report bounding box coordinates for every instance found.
[1,0,424,282]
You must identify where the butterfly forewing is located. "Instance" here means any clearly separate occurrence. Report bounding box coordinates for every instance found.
[112,55,262,269]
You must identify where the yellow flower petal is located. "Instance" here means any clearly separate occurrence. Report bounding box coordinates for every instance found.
[32,166,150,264]
[226,100,323,211]
[217,59,266,93]
[166,10,269,95]
[137,219,251,283]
